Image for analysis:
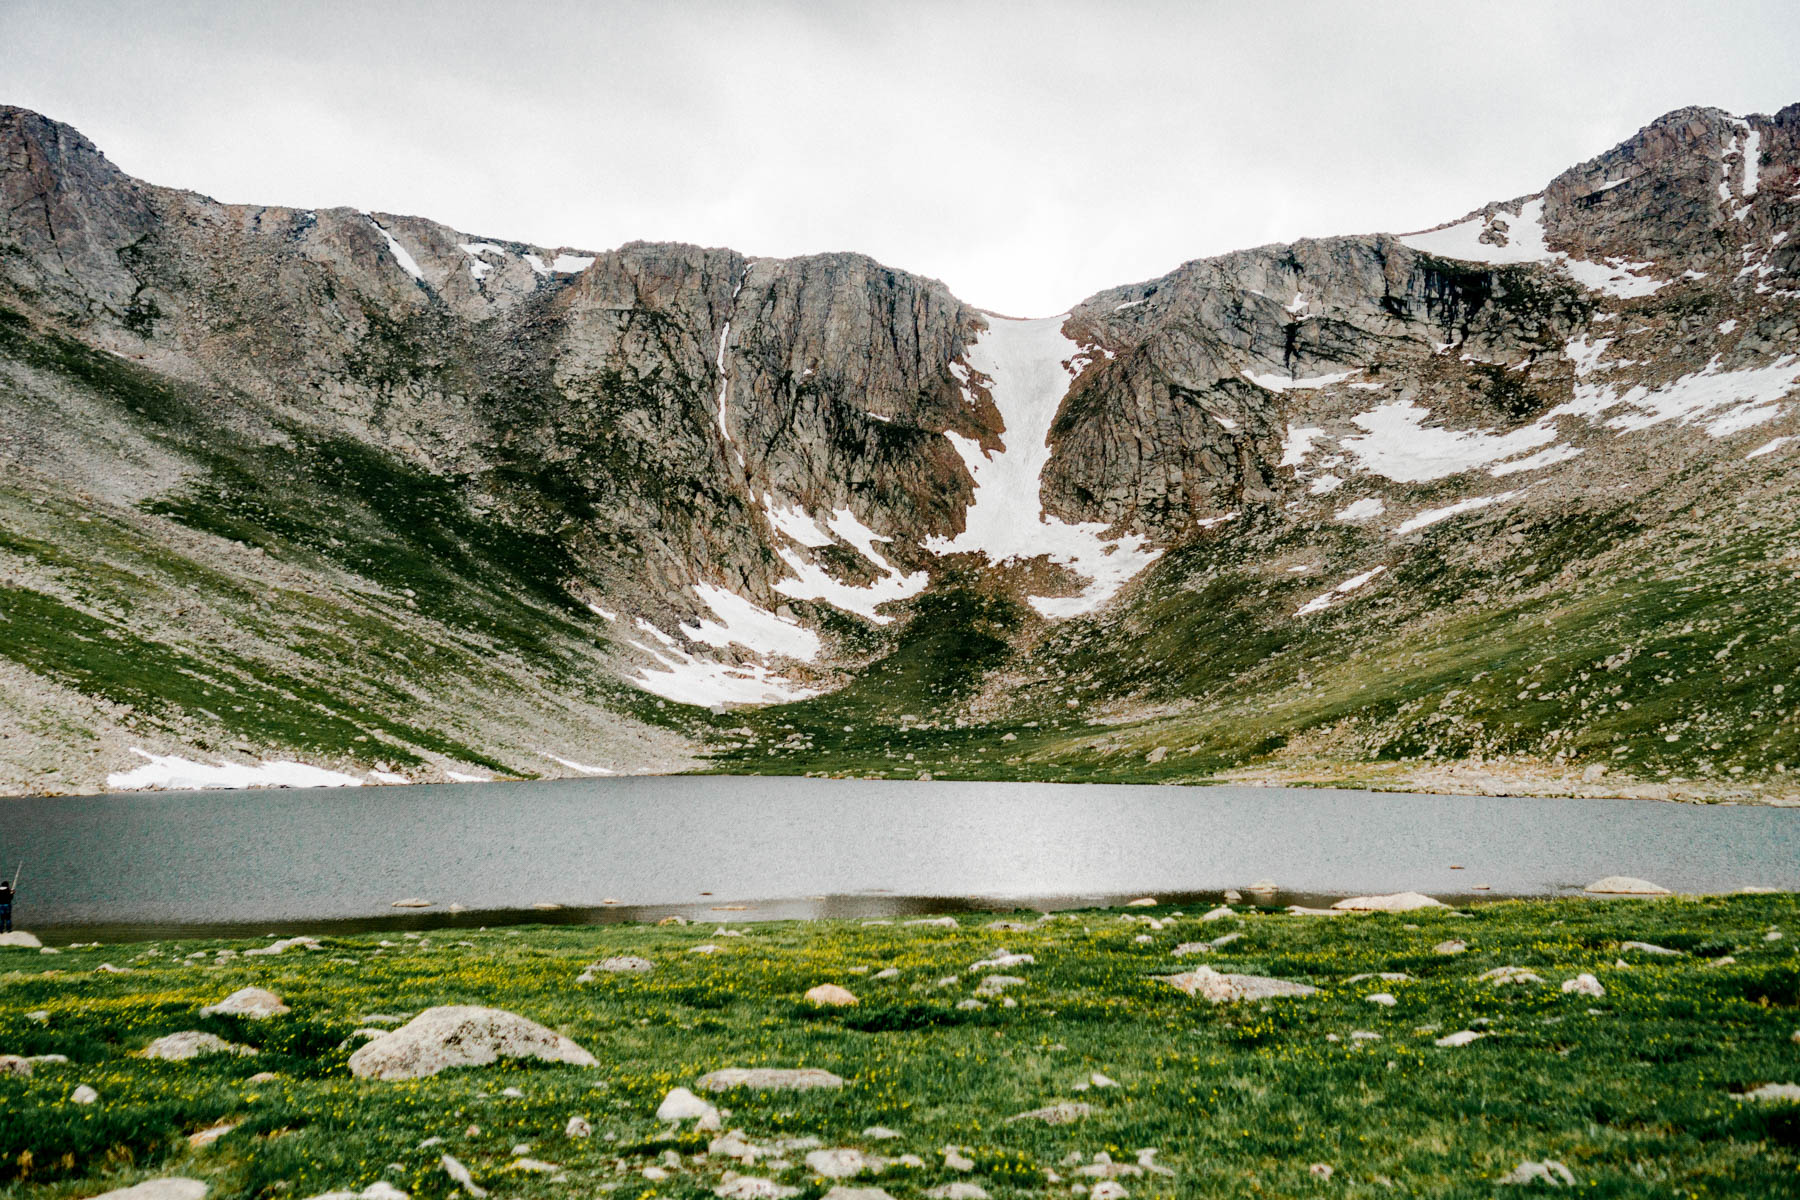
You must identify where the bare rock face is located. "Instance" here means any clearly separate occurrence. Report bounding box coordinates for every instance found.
[347,1006,597,1080]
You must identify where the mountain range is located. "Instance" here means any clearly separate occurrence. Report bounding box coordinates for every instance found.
[1,101,1797,802]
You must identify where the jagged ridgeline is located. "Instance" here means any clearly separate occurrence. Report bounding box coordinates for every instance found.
[1,103,1797,799]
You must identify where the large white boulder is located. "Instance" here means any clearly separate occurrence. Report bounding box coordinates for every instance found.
[1584,876,1670,895]
[200,987,290,1020]
[348,1006,596,1080]
[1331,892,1446,912]
[0,931,42,949]
[1159,966,1317,1002]
[90,1181,208,1200]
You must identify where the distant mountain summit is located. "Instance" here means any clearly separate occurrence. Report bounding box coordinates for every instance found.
[2,101,1797,800]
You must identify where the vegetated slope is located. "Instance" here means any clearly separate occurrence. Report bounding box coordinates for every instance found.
[1,102,1798,799]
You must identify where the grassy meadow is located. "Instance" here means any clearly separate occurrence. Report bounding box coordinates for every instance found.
[0,893,1796,1199]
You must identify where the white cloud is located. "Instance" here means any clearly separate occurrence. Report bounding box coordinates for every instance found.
[2,2,1796,315]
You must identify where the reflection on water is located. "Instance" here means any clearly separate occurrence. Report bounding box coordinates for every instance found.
[3,774,1794,943]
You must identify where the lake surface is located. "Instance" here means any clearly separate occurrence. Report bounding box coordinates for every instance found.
[3,776,1795,942]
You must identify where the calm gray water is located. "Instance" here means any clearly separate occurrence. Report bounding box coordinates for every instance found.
[2,776,1795,941]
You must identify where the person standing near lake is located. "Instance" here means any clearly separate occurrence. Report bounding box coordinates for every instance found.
[0,875,13,933]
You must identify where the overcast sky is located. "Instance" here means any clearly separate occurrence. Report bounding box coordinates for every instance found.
[3,1,1797,315]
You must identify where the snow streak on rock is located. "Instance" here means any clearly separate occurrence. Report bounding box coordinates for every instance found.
[928,314,1161,618]
[107,749,365,790]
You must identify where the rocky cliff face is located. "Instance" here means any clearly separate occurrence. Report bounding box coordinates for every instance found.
[2,101,1798,799]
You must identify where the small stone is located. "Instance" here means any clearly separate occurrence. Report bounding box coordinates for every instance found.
[713,1177,799,1198]
[1351,1031,1382,1041]
[821,1189,895,1200]
[247,1071,279,1083]
[142,1032,257,1060]
[579,956,653,981]
[1435,1030,1485,1048]
[1310,1163,1334,1180]
[1091,1183,1130,1200]
[440,1155,487,1198]
[188,1122,238,1147]
[642,1166,668,1181]
[1007,1101,1091,1125]
[658,1086,715,1120]
[1620,941,1685,957]
[903,917,958,928]
[0,931,43,949]
[956,998,986,1010]
[863,1126,901,1139]
[1498,1159,1576,1187]
[71,1083,98,1103]
[804,984,859,1007]
[696,1067,845,1092]
[1480,967,1545,986]
[925,1185,989,1199]
[1561,974,1605,997]
[1126,897,1157,907]
[873,967,900,979]
[1734,1082,1800,1102]
[970,950,1034,970]
[1365,993,1397,1007]
[200,987,289,1020]
[975,974,1025,997]
[805,1148,873,1178]
[1584,877,1670,895]
[1434,940,1467,955]
[510,1158,559,1173]
[942,1146,975,1170]
[1160,966,1317,1002]
[1223,889,1243,903]
[391,898,433,908]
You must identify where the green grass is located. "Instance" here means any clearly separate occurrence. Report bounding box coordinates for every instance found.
[0,895,1794,1198]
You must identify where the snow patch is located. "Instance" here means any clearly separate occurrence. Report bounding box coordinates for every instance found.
[1340,400,1558,482]
[925,314,1162,618]
[1281,425,1325,467]
[1742,128,1762,197]
[680,584,821,661]
[586,602,618,622]
[761,494,835,548]
[369,770,410,785]
[523,252,596,275]
[1399,197,1666,298]
[1394,492,1518,535]
[1718,319,1739,335]
[367,216,423,281]
[1296,566,1387,616]
[1490,443,1584,476]
[456,242,507,281]
[627,636,820,707]
[1547,354,1800,437]
[108,749,364,792]
[1243,369,1357,392]
[1747,435,1794,459]
[1334,497,1386,522]
[545,754,614,776]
